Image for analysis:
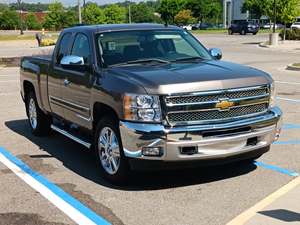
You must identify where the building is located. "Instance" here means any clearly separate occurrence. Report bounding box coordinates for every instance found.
[223,0,249,28]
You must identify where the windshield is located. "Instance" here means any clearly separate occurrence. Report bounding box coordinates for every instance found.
[96,29,212,66]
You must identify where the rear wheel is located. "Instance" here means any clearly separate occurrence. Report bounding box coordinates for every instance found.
[228,29,233,35]
[26,92,52,136]
[94,116,129,183]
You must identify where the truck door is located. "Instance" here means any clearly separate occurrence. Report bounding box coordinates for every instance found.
[61,33,93,129]
[48,32,72,118]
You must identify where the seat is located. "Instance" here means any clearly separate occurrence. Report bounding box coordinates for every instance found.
[123,45,142,61]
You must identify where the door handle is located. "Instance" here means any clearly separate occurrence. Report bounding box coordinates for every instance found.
[64,79,71,86]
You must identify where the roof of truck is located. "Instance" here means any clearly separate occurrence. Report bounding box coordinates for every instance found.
[62,23,181,33]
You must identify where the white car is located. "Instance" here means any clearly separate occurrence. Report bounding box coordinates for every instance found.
[263,23,284,29]
[182,24,193,31]
[291,22,300,29]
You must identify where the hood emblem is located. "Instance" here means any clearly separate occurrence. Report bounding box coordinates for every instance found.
[216,99,234,111]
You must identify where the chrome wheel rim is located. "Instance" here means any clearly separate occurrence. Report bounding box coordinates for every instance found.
[28,98,37,130]
[98,127,120,175]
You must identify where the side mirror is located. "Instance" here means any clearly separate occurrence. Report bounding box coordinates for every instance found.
[60,55,88,71]
[209,48,222,60]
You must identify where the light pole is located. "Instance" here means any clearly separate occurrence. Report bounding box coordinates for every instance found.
[17,0,23,35]
[128,4,131,24]
[78,0,82,24]
[272,0,276,33]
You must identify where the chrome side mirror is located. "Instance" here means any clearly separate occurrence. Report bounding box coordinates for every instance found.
[209,48,222,60]
[61,55,84,66]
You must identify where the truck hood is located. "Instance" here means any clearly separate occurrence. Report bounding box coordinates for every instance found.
[108,60,273,95]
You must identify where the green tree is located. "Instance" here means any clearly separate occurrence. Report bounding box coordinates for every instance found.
[158,0,185,24]
[174,9,196,25]
[242,0,273,21]
[43,2,65,30]
[83,3,105,24]
[104,5,126,24]
[25,12,41,30]
[130,2,156,23]
[62,9,77,28]
[0,9,19,30]
[185,0,214,23]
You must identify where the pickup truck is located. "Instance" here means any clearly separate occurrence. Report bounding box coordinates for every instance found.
[20,24,282,183]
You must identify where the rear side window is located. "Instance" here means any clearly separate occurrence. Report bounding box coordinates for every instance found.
[71,33,91,64]
[56,33,71,64]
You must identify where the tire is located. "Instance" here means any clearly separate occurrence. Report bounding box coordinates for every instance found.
[94,116,129,183]
[26,92,52,136]
[240,30,246,35]
[253,32,258,35]
[228,29,233,35]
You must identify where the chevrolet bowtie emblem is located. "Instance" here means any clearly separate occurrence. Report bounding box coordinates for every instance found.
[216,99,234,111]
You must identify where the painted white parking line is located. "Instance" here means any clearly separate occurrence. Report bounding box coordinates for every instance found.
[275,81,300,85]
[0,147,110,225]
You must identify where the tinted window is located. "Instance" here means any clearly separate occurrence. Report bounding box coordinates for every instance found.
[56,33,71,64]
[71,33,91,64]
[97,30,212,66]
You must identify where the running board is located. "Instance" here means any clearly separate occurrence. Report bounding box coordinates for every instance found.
[51,125,92,149]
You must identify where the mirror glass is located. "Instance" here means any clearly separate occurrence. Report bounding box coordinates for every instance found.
[209,48,222,60]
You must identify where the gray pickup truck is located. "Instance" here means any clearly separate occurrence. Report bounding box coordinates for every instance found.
[20,24,282,182]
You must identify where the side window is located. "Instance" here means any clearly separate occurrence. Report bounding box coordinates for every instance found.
[56,33,71,64]
[71,33,91,64]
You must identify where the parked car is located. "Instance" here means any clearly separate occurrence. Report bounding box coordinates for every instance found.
[262,23,284,29]
[228,20,260,35]
[20,24,282,183]
[291,22,300,30]
[182,24,193,31]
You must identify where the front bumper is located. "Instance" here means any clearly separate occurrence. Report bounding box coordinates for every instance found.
[119,107,282,161]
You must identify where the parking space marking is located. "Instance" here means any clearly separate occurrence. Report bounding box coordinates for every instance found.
[254,161,299,177]
[277,97,300,103]
[276,81,300,85]
[226,176,300,225]
[282,124,300,130]
[274,140,300,145]
[0,146,111,225]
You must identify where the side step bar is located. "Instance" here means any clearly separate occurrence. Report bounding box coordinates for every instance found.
[51,125,92,149]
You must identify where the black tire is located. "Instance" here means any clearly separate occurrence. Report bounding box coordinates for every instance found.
[94,116,129,184]
[253,32,258,35]
[228,29,233,35]
[26,91,52,136]
[240,30,246,35]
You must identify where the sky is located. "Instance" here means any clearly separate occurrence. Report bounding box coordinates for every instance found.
[0,0,144,6]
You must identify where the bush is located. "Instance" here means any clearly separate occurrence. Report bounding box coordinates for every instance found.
[279,29,300,40]
[40,39,56,47]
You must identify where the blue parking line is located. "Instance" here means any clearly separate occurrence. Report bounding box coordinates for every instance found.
[254,161,299,177]
[277,97,300,103]
[0,147,111,225]
[274,140,300,145]
[282,124,300,130]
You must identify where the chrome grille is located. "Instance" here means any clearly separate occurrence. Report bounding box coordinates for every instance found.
[165,88,268,105]
[164,86,270,125]
[168,103,268,123]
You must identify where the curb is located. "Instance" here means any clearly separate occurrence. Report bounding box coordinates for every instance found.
[259,42,270,48]
[0,57,21,67]
[286,64,300,71]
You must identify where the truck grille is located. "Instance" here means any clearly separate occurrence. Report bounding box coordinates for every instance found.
[168,103,268,123]
[164,86,270,126]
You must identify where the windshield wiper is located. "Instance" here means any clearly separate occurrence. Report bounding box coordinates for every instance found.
[110,58,170,67]
[172,56,204,63]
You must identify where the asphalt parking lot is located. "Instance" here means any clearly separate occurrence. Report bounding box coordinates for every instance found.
[0,33,300,225]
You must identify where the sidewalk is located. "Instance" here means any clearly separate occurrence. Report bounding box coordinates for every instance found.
[260,40,300,54]
[228,177,300,225]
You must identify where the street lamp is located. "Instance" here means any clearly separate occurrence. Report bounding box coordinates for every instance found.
[272,0,276,33]
[17,0,23,35]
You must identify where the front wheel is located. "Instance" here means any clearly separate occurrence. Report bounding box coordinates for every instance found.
[94,117,129,183]
[26,92,52,136]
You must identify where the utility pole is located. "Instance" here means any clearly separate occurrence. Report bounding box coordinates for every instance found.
[78,0,82,24]
[17,0,23,35]
[128,3,131,24]
[83,0,86,23]
[272,0,276,33]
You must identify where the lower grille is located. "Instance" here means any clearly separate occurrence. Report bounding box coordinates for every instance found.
[167,103,268,124]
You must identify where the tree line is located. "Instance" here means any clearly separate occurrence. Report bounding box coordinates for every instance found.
[0,0,224,31]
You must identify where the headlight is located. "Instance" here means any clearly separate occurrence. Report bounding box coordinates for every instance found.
[123,94,161,122]
[269,82,276,107]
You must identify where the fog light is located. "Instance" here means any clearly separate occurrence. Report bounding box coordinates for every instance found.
[142,147,163,157]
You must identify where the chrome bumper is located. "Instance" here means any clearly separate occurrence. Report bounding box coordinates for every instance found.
[119,107,282,161]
